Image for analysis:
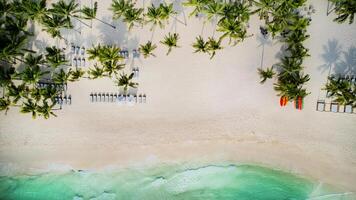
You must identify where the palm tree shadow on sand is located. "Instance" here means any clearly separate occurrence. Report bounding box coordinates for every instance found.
[333,46,356,75]
[97,16,128,46]
[318,39,342,74]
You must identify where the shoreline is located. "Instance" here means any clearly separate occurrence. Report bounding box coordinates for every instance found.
[1,0,356,196]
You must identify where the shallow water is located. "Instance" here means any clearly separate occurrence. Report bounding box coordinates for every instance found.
[0,164,353,200]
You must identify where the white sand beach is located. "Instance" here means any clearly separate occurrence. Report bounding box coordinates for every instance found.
[1,0,356,193]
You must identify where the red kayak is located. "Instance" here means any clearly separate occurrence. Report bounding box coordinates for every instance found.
[280,96,288,107]
[295,97,303,110]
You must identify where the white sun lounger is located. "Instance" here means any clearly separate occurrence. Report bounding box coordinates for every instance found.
[142,94,146,103]
[90,93,93,102]
[134,94,137,103]
[113,93,118,102]
[316,100,325,111]
[98,93,102,102]
[345,105,353,113]
[71,44,75,54]
[331,103,339,113]
[118,94,124,103]
[138,94,142,103]
[68,95,72,105]
[76,46,80,55]
[94,93,98,102]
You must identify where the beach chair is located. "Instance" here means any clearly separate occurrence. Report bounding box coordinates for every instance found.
[63,96,67,105]
[58,97,63,106]
[81,47,85,55]
[73,58,77,67]
[82,58,86,67]
[138,94,142,103]
[106,93,110,102]
[90,93,94,102]
[316,100,325,111]
[345,105,353,114]
[109,93,113,102]
[98,93,102,102]
[76,46,80,55]
[93,93,98,102]
[101,93,105,102]
[118,94,124,103]
[120,50,129,59]
[71,44,75,54]
[113,93,118,102]
[134,94,138,103]
[78,58,81,67]
[331,102,339,113]
[339,105,345,113]
[143,94,147,103]
[68,95,72,105]
[133,49,140,58]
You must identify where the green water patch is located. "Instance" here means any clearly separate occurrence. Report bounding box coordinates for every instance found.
[0,164,352,200]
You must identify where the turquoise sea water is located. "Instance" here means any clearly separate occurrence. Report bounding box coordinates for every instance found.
[0,164,353,200]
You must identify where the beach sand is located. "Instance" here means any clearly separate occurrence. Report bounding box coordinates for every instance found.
[1,0,356,193]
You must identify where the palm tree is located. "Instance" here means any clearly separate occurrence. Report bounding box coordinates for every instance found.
[203,1,224,21]
[30,87,42,102]
[19,65,49,85]
[139,41,157,58]
[52,69,70,85]
[0,66,15,87]
[7,83,29,104]
[20,99,38,119]
[24,54,46,67]
[81,1,116,29]
[257,67,275,84]
[0,0,14,18]
[160,32,180,55]
[324,77,354,105]
[37,100,57,119]
[49,0,80,27]
[183,0,209,17]
[115,72,138,93]
[40,84,59,101]
[98,45,124,64]
[88,64,105,79]
[159,3,177,23]
[103,60,125,77]
[122,7,144,30]
[251,0,274,21]
[192,36,208,53]
[111,0,133,19]
[0,97,11,114]
[329,0,356,24]
[87,44,103,60]
[20,0,48,23]
[207,37,223,59]
[217,18,248,45]
[69,68,85,81]
[41,13,71,40]
[45,46,68,68]
[145,4,164,30]
[0,32,28,62]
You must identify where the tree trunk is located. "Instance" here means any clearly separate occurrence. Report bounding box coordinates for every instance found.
[95,18,116,29]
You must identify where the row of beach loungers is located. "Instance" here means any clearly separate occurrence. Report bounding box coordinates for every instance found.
[55,95,72,105]
[70,44,140,59]
[316,100,354,114]
[37,82,66,91]
[90,93,146,103]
